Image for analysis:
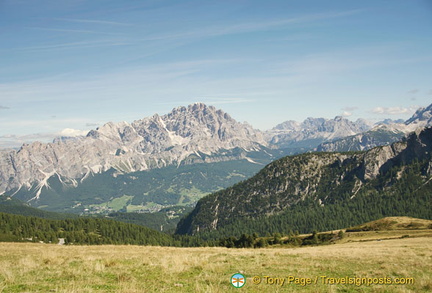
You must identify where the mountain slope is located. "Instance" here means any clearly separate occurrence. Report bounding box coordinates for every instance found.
[0,196,77,220]
[405,103,432,126]
[176,127,432,237]
[5,157,271,214]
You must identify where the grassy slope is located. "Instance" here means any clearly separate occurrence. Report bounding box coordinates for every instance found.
[346,216,432,231]
[0,217,431,292]
[0,237,430,292]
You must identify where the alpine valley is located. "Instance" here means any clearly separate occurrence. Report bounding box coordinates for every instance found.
[0,103,431,231]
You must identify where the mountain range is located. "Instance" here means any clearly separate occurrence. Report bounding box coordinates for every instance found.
[266,116,372,151]
[176,126,432,238]
[1,102,431,215]
[318,104,432,152]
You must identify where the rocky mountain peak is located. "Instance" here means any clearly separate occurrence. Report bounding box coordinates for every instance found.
[0,103,267,195]
[406,103,432,126]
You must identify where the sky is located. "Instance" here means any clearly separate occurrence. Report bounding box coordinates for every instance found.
[1,0,431,148]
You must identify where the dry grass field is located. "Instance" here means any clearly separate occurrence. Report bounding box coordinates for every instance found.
[0,233,431,293]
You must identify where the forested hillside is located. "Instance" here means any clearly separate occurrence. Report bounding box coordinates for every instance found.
[0,212,177,246]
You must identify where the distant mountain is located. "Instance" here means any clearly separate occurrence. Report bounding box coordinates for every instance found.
[176,127,432,237]
[1,103,282,213]
[377,118,405,125]
[0,103,267,196]
[266,116,372,151]
[318,103,432,152]
[317,126,406,152]
[405,103,432,126]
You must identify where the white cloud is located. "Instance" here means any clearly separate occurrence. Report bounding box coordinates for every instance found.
[0,133,55,149]
[29,27,122,36]
[341,111,352,117]
[54,18,132,26]
[0,128,89,149]
[372,106,418,115]
[197,98,255,105]
[342,106,358,112]
[59,128,88,137]
[17,40,129,52]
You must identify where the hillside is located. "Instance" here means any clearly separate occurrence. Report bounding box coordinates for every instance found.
[0,212,178,246]
[0,196,77,220]
[176,127,432,238]
[346,216,432,232]
[216,216,432,248]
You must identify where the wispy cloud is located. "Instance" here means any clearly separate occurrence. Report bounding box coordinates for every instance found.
[58,128,88,137]
[54,18,132,26]
[0,106,10,110]
[29,27,123,36]
[342,106,358,112]
[85,123,99,127]
[372,106,418,115]
[141,10,364,41]
[195,98,255,105]
[0,128,89,149]
[17,40,130,51]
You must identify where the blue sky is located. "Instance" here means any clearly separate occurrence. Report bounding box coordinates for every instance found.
[1,0,431,148]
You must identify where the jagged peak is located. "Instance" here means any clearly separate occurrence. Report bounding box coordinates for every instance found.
[406,103,432,125]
